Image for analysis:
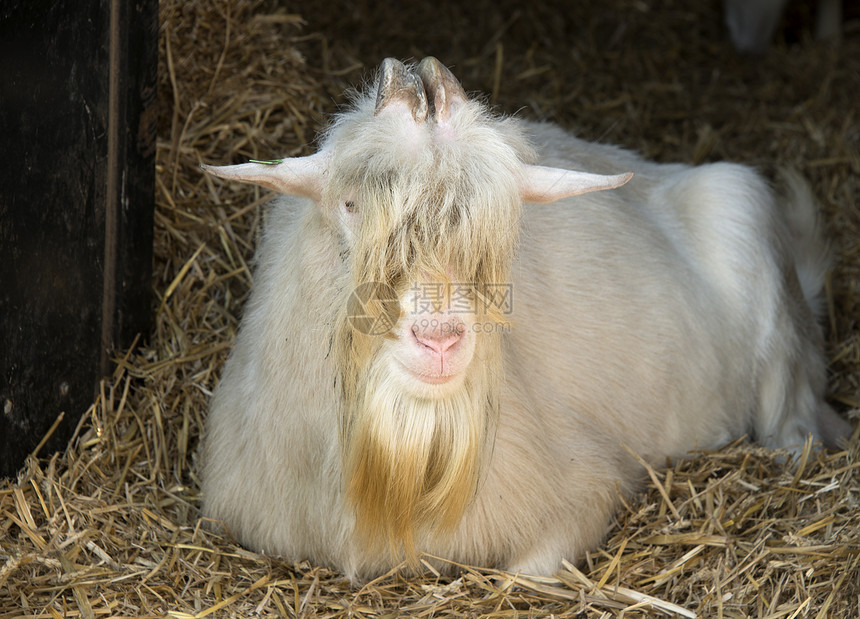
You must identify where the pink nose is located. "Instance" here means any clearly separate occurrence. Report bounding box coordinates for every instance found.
[412,321,465,355]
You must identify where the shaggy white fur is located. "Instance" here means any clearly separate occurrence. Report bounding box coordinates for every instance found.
[200,57,851,581]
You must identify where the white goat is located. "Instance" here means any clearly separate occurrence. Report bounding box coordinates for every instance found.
[200,57,851,580]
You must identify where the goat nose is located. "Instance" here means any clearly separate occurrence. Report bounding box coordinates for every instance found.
[412,321,465,354]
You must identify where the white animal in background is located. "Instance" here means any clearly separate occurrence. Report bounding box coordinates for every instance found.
[724,0,842,54]
[200,57,851,580]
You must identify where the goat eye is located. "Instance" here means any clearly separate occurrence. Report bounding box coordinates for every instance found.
[344,200,357,213]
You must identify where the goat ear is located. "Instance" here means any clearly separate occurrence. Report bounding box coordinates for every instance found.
[201,151,328,200]
[519,164,633,204]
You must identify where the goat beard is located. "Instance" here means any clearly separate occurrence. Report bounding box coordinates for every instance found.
[341,341,499,565]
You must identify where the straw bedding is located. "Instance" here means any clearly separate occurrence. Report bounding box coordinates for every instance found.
[2,0,859,616]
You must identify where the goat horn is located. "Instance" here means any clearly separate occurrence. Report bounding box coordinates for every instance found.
[415,57,466,123]
[375,58,428,123]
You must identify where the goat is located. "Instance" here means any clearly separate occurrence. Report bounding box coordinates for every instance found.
[200,57,851,580]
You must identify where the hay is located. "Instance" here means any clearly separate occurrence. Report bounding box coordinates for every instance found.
[2,0,859,616]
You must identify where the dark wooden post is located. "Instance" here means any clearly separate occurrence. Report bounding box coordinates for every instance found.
[0,0,157,477]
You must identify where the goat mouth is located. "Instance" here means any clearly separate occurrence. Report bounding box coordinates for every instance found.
[409,370,457,385]
[396,360,461,386]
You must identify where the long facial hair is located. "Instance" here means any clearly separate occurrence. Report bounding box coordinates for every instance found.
[334,198,511,564]
[340,328,501,564]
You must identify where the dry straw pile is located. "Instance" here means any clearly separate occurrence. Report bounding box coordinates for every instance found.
[3,0,859,616]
